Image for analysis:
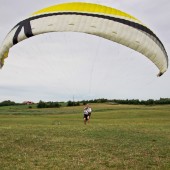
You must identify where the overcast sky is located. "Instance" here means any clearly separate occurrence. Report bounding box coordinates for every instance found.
[0,0,170,102]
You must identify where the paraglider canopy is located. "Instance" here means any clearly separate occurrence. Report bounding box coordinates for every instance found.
[0,2,168,76]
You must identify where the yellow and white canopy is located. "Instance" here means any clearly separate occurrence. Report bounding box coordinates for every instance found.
[0,2,168,76]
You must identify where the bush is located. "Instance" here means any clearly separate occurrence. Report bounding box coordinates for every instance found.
[67,101,80,107]
[37,101,61,108]
[0,100,16,107]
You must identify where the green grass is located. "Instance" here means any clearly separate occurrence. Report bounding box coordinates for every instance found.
[0,104,170,169]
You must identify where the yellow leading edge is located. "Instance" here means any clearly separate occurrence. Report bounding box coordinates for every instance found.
[32,2,141,24]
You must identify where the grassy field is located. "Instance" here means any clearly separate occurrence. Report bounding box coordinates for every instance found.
[0,104,170,170]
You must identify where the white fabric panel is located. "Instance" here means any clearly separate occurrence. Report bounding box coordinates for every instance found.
[0,26,18,59]
[0,14,168,75]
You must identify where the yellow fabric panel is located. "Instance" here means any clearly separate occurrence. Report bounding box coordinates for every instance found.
[1,51,9,65]
[32,2,141,23]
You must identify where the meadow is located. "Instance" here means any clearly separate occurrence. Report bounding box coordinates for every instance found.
[0,104,170,170]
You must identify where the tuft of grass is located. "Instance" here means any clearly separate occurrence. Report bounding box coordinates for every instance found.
[0,104,170,169]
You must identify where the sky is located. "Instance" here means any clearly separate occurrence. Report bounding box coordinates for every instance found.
[0,0,170,102]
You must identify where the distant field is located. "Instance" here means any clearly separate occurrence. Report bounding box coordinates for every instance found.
[0,104,170,169]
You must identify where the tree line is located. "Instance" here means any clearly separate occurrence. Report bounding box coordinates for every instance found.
[112,98,170,105]
[81,98,170,105]
[0,98,170,107]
